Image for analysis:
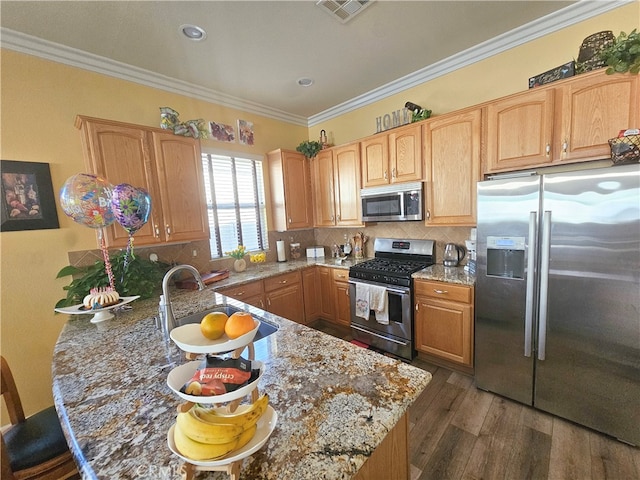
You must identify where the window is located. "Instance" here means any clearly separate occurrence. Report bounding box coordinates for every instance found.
[201,152,268,258]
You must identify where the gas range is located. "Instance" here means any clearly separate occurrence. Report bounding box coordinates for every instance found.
[349,238,435,287]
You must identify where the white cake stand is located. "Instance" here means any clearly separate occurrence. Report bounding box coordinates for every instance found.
[54,296,140,323]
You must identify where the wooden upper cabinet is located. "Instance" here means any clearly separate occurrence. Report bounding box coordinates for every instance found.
[333,142,362,226]
[360,134,389,187]
[75,116,209,247]
[485,88,555,173]
[268,149,314,231]
[151,131,209,243]
[388,123,422,183]
[554,71,639,162]
[485,70,639,174]
[311,149,336,227]
[423,108,482,226]
[311,144,362,227]
[361,124,422,187]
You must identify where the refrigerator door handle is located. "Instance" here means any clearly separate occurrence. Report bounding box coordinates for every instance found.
[524,211,537,357]
[538,210,552,361]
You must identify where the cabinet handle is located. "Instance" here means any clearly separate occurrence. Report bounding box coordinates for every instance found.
[562,139,568,153]
[384,170,388,180]
[331,215,335,221]
[433,289,448,295]
[392,168,396,179]
[236,291,244,296]
[426,210,431,219]
[545,143,551,156]
[259,300,264,308]
[166,224,171,235]
[279,280,288,284]
[288,218,292,224]
[415,303,419,311]
[337,274,346,279]
[337,214,340,221]
[267,298,271,306]
[345,289,349,296]
[154,225,160,237]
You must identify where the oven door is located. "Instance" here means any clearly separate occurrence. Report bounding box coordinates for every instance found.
[348,279,414,360]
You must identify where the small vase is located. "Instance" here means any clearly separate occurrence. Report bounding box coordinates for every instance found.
[233,258,247,273]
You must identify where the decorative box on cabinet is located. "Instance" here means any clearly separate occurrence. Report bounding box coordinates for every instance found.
[311,143,362,227]
[75,116,209,247]
[268,149,314,230]
[423,108,482,226]
[414,280,475,371]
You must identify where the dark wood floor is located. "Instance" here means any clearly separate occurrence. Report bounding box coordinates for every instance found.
[309,319,640,480]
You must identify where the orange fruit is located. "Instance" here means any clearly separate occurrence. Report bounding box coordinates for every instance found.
[225,312,255,339]
[200,312,228,340]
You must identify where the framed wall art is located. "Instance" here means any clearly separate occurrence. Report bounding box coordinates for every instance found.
[238,119,254,146]
[1,160,60,231]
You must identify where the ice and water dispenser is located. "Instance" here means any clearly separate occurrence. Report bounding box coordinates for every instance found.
[486,236,525,279]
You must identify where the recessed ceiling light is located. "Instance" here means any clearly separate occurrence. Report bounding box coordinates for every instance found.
[180,24,207,41]
[297,77,314,87]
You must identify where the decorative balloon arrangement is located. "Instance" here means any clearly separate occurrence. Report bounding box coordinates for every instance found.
[59,173,151,289]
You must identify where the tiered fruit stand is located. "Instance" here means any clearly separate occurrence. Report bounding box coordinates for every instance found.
[167,319,277,480]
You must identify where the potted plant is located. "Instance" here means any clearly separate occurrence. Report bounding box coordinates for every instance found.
[599,29,640,75]
[226,245,248,272]
[55,251,170,308]
[296,140,323,159]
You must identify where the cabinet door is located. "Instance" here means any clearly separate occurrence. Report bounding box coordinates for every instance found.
[555,71,639,162]
[219,281,264,309]
[415,296,473,366]
[151,131,210,243]
[424,108,482,225]
[389,123,422,183]
[318,267,335,320]
[360,134,389,187]
[302,267,321,324]
[311,149,336,227]
[266,284,305,323]
[77,118,161,247]
[333,143,363,226]
[485,88,555,173]
[334,281,351,327]
[282,150,314,229]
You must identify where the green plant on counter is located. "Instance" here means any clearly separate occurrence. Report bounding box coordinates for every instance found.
[296,140,323,159]
[55,251,171,309]
[599,29,640,75]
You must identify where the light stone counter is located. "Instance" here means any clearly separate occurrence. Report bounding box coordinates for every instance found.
[52,277,430,479]
[412,264,476,286]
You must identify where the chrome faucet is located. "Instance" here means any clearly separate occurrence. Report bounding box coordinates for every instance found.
[159,264,205,338]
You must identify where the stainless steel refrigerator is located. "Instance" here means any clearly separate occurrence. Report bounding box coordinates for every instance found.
[475,163,640,445]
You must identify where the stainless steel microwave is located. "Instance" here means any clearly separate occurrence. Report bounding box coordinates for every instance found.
[361,182,423,222]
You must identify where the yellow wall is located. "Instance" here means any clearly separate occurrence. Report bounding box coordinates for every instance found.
[1,3,637,419]
[310,3,639,145]
[0,51,305,420]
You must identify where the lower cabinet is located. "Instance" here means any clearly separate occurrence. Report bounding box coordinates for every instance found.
[318,266,336,320]
[332,268,351,327]
[414,280,475,369]
[302,267,321,324]
[264,271,304,324]
[218,281,265,310]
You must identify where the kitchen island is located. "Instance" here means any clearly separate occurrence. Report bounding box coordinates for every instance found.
[52,284,431,479]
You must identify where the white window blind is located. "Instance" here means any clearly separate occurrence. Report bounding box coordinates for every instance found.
[202,153,268,258]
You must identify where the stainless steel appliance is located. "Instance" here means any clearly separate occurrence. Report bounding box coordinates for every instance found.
[349,237,435,360]
[443,243,465,266]
[475,163,640,445]
[360,182,423,222]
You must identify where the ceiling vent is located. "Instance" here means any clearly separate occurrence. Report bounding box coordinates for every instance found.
[316,0,374,24]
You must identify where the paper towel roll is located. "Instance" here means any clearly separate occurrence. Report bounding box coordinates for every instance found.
[276,240,286,262]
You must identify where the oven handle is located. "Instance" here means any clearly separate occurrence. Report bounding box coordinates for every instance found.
[348,280,409,296]
[350,324,409,346]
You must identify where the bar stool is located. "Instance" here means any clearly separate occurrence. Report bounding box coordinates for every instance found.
[1,356,79,480]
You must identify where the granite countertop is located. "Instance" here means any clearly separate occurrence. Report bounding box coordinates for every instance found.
[52,280,431,479]
[413,264,476,286]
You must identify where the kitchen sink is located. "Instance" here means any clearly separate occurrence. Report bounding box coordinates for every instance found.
[176,305,278,342]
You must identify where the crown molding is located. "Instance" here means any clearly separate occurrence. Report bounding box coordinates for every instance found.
[0,28,308,127]
[1,0,632,128]
[307,0,633,126]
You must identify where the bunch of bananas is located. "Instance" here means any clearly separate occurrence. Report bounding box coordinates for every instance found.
[249,252,266,264]
[173,394,269,461]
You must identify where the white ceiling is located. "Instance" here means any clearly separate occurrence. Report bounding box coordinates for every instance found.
[0,1,628,125]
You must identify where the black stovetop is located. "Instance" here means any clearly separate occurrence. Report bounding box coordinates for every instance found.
[349,257,434,287]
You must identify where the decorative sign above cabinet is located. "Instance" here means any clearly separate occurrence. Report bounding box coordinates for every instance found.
[375,107,412,133]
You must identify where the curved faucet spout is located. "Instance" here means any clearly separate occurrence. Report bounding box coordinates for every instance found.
[159,265,205,337]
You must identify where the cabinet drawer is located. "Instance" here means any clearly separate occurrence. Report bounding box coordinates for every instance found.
[415,280,472,303]
[264,271,301,292]
[332,268,349,283]
[220,281,263,299]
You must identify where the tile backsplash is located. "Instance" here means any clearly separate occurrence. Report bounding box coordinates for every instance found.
[68,223,473,270]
